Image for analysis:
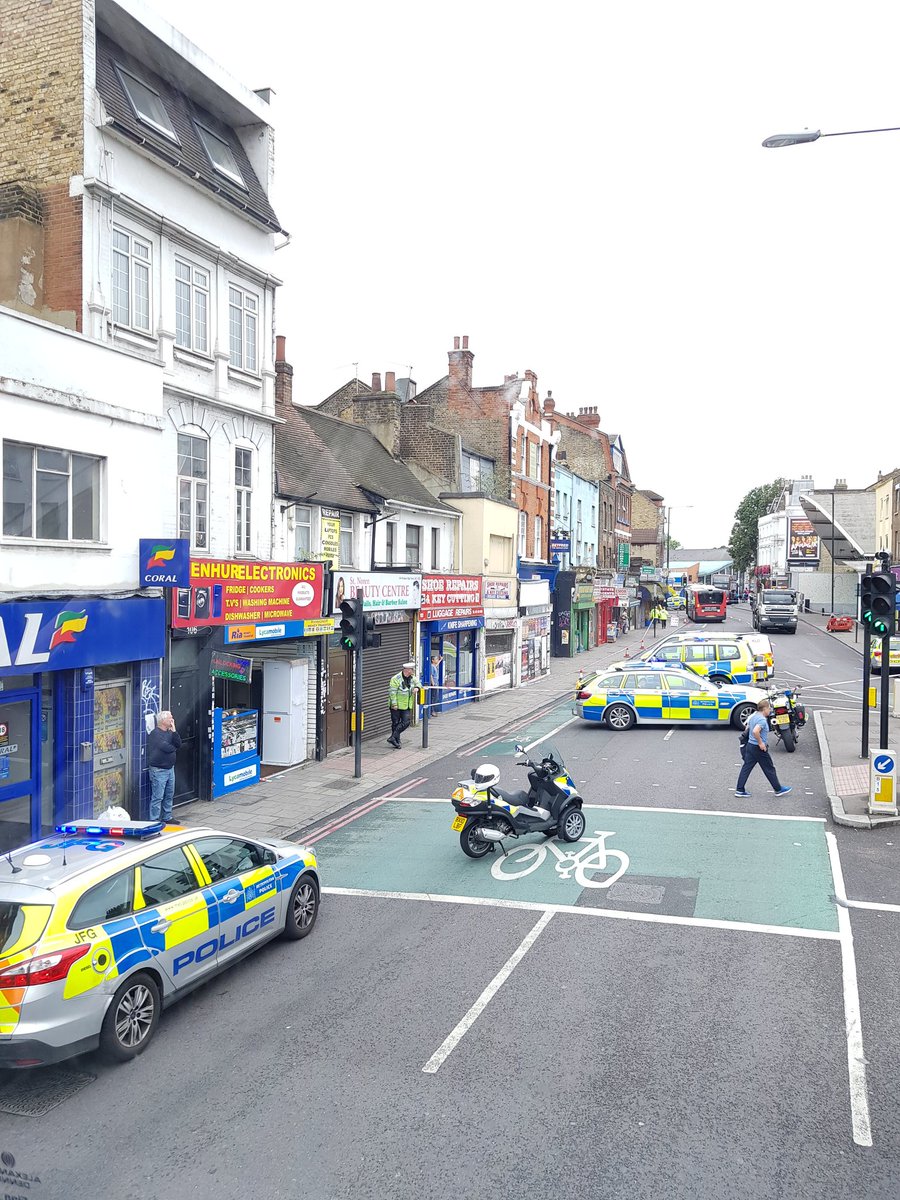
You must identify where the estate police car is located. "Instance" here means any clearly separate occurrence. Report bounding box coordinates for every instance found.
[576,663,765,731]
[0,820,319,1067]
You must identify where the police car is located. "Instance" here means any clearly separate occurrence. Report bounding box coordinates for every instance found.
[0,820,320,1068]
[871,636,900,674]
[576,663,764,731]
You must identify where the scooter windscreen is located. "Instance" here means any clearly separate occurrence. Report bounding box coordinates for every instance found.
[530,743,567,776]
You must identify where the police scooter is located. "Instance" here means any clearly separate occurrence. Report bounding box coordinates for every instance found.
[450,743,585,859]
[766,683,806,753]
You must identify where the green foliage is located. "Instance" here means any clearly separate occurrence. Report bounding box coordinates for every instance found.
[728,479,787,571]
[666,536,681,550]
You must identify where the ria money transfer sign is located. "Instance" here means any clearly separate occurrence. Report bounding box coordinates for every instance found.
[172,559,326,628]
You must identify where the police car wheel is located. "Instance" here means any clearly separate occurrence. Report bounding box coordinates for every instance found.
[732,703,755,730]
[605,704,635,731]
[100,972,160,1063]
[283,874,319,940]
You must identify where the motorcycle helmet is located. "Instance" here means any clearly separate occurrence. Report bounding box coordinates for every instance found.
[471,763,500,789]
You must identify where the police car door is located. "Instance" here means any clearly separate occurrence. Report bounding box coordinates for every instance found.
[133,844,220,991]
[188,837,279,965]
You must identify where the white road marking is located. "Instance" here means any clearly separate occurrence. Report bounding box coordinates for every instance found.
[523,717,576,752]
[825,832,873,1148]
[368,799,829,823]
[802,660,825,669]
[663,730,674,741]
[323,886,840,941]
[422,911,554,1073]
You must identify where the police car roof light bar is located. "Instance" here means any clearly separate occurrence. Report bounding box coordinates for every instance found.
[55,821,165,839]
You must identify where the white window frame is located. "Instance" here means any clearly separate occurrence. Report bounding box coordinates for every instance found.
[385,520,397,566]
[431,527,441,571]
[294,504,313,560]
[177,431,209,551]
[339,511,354,566]
[2,440,104,542]
[228,285,259,373]
[533,515,543,560]
[174,258,210,354]
[234,446,253,554]
[195,121,246,189]
[518,511,527,558]
[405,523,422,568]
[112,226,152,333]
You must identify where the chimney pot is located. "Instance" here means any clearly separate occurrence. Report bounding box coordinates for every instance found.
[276,335,286,362]
[372,372,382,391]
[385,370,396,393]
[453,336,460,350]
[462,335,469,350]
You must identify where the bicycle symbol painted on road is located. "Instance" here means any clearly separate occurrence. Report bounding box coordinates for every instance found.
[490,830,630,889]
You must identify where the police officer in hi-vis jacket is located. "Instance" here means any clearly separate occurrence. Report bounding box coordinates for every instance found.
[387,661,419,749]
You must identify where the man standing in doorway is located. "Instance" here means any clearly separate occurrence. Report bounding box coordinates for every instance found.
[429,653,443,717]
[388,661,419,749]
[147,710,182,823]
[734,699,792,798]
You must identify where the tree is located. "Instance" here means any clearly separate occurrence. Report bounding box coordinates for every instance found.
[666,536,681,551]
[728,479,786,571]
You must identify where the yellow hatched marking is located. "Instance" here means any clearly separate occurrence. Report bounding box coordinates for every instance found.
[0,988,24,1034]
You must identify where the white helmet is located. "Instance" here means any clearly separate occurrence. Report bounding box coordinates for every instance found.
[471,763,500,789]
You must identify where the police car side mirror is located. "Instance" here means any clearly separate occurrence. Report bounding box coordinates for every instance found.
[262,849,277,866]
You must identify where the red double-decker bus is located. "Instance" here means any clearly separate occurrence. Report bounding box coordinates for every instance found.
[686,584,728,622]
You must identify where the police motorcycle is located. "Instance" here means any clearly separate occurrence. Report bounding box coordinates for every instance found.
[766,683,807,753]
[450,743,585,859]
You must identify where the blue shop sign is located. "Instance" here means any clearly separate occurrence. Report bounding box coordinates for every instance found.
[550,537,571,555]
[0,597,165,676]
[139,538,190,587]
[212,708,260,798]
[430,616,485,633]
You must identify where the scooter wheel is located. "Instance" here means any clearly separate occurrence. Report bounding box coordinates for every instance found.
[557,806,586,843]
[460,818,512,859]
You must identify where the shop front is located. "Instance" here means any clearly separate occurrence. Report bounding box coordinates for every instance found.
[573,580,595,653]
[419,574,483,712]
[167,556,327,802]
[0,594,165,851]
[483,578,518,691]
[330,571,421,742]
[519,578,552,682]
[592,580,618,645]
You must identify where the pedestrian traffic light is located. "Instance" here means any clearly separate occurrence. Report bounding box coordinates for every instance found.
[860,571,895,638]
[339,597,363,651]
[364,614,381,649]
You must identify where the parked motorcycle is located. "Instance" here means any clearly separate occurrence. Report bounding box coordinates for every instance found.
[767,684,806,753]
[450,743,585,859]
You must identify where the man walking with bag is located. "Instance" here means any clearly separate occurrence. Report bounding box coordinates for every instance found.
[387,660,419,749]
[735,699,792,798]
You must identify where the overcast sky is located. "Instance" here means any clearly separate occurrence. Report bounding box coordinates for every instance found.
[148,0,900,548]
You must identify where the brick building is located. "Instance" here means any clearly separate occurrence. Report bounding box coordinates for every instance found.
[631,489,666,567]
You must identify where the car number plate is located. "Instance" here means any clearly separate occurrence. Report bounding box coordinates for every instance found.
[451,815,467,831]
[774,714,790,725]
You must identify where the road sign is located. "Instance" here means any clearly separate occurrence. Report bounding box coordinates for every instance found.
[868,748,898,817]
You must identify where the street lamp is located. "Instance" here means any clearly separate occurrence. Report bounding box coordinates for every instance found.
[665,505,693,590]
[763,125,900,148]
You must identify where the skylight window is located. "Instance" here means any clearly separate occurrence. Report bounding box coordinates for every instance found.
[195,122,246,188]
[115,65,178,142]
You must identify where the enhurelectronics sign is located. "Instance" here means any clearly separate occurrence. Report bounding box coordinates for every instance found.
[172,559,326,628]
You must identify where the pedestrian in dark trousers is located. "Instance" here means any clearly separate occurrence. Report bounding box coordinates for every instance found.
[387,661,419,748]
[735,699,792,798]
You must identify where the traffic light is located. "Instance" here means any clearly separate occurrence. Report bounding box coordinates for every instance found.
[363,614,381,649]
[339,597,363,651]
[861,571,895,638]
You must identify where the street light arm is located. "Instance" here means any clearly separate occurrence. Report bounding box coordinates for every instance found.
[763,125,900,148]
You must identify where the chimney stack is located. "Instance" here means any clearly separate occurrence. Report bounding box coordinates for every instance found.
[274,335,293,408]
[372,371,382,392]
[385,370,396,393]
[448,333,474,394]
[462,335,469,349]
[544,390,555,415]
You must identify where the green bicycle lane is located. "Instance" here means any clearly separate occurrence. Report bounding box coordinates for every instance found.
[464,696,578,758]
[311,800,838,934]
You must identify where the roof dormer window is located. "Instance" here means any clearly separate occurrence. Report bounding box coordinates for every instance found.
[115,64,179,142]
[195,121,246,188]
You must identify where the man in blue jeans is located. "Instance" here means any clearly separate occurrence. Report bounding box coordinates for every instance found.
[735,698,792,798]
[147,710,181,823]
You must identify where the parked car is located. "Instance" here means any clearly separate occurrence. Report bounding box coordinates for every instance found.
[576,663,763,731]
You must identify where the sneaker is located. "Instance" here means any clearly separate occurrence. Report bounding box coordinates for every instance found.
[775,786,792,796]
[734,790,751,798]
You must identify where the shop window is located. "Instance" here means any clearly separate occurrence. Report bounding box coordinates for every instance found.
[406,524,422,568]
[2,441,102,541]
[234,447,253,553]
[177,432,209,550]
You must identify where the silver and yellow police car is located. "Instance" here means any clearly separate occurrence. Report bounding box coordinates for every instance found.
[0,819,319,1068]
[576,663,764,731]
[870,636,900,675]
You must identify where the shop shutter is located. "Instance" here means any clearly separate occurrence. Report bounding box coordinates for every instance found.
[360,621,411,740]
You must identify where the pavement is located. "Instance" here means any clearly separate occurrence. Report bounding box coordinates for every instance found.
[173,619,662,841]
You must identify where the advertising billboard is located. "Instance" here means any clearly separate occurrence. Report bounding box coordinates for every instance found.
[787,518,820,567]
[172,560,325,629]
[420,575,483,621]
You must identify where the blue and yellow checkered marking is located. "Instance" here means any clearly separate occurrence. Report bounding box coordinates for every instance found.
[580,686,744,724]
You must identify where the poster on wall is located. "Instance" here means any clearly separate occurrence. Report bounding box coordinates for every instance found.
[212,708,260,798]
[787,518,820,567]
[172,560,325,629]
[331,572,421,613]
[485,652,512,690]
[420,575,483,621]
[320,509,341,565]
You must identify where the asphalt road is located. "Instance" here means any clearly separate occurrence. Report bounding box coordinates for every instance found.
[6,609,900,1200]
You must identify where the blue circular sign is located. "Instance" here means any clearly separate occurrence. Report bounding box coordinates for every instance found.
[874,754,895,774]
